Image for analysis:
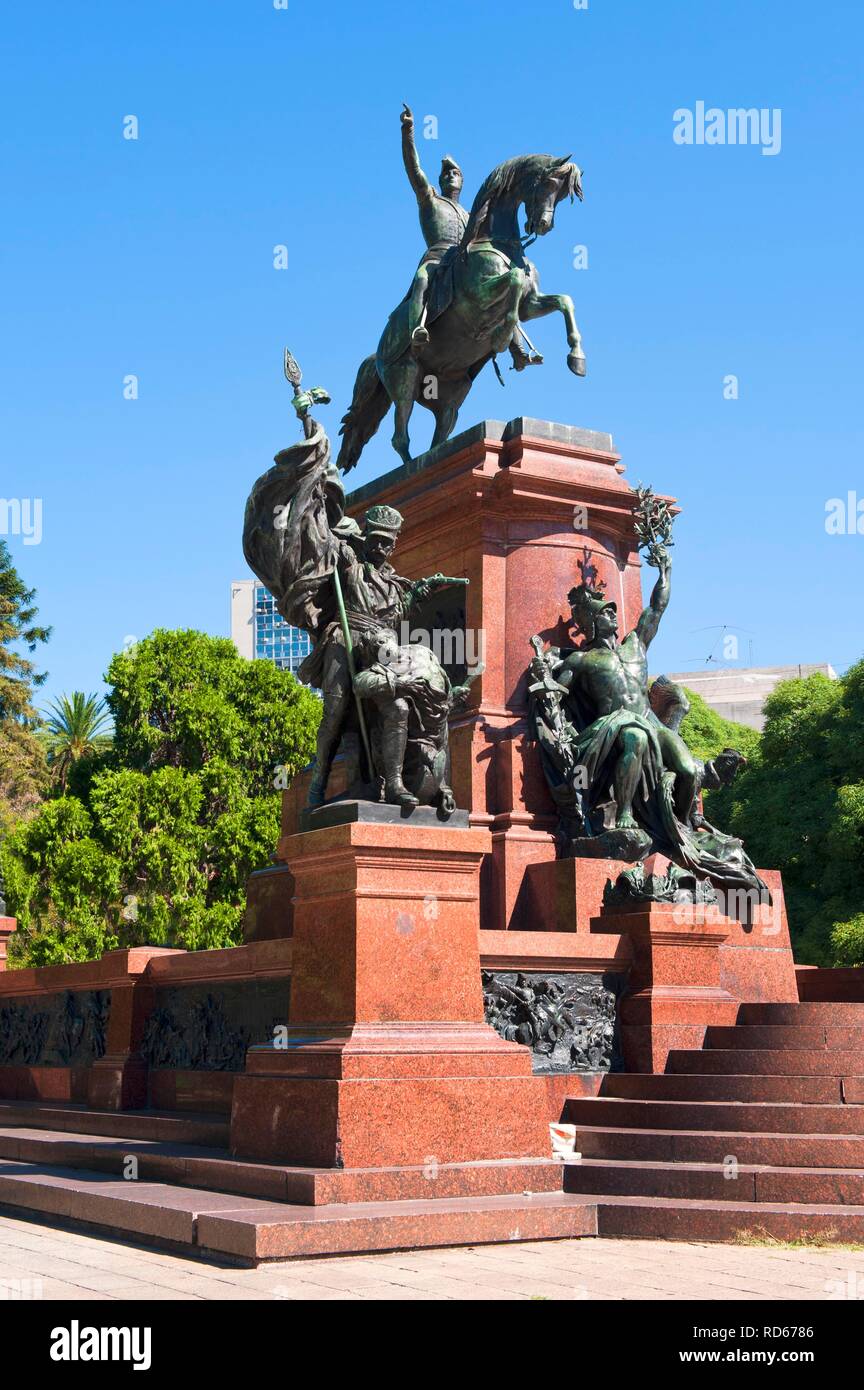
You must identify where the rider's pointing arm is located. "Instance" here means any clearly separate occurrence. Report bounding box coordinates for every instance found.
[401,104,432,203]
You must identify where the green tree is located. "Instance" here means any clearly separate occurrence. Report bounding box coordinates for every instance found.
[0,540,50,833]
[676,684,762,765]
[42,692,113,790]
[718,666,864,966]
[652,681,761,830]
[4,630,320,965]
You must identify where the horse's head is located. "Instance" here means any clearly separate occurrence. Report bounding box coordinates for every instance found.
[524,156,584,238]
[464,154,584,247]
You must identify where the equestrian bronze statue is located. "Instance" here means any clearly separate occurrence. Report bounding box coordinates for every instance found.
[338,108,586,471]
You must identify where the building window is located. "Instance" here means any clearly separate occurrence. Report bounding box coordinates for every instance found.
[251,583,312,678]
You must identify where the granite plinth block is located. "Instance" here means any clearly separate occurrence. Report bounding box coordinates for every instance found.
[521,856,633,934]
[230,819,551,1167]
[299,799,470,833]
[717,868,798,1004]
[231,1070,551,1168]
[0,1066,91,1103]
[147,1069,237,1114]
[284,820,491,1025]
[592,903,739,1073]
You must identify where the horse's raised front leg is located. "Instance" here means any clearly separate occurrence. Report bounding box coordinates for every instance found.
[520,287,587,377]
[467,264,525,351]
[492,268,526,354]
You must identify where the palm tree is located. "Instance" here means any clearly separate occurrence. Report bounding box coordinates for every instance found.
[41,692,113,789]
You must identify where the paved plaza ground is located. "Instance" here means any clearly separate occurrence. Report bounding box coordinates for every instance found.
[0,1212,860,1301]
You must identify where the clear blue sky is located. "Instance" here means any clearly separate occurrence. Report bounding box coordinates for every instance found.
[2,0,862,707]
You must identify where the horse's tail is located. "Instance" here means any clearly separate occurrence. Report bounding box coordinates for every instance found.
[337,355,390,473]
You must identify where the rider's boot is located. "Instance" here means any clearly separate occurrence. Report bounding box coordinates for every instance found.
[410,325,430,355]
[508,339,541,372]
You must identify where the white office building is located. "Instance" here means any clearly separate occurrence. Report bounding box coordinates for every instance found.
[230,579,312,677]
[664,664,837,731]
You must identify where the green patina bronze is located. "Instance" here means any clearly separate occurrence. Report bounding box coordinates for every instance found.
[527,489,767,904]
[242,351,480,814]
[337,106,586,471]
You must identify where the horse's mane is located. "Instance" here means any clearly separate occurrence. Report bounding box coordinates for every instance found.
[462,153,575,245]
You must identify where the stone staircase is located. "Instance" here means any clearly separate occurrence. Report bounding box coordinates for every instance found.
[1,1003,863,1261]
[564,1002,864,1242]
[0,1102,591,1263]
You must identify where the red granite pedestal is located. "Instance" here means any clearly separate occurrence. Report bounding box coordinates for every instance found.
[271,418,650,935]
[230,818,551,1172]
[237,415,796,1093]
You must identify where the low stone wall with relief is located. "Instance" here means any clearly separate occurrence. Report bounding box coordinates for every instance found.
[0,940,295,1110]
[0,990,110,1068]
[140,980,290,1073]
[0,933,627,1116]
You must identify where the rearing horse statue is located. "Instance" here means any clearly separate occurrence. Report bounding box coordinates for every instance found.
[337,153,586,471]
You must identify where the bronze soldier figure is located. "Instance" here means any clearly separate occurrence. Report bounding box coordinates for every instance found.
[243,353,473,815]
[301,501,455,809]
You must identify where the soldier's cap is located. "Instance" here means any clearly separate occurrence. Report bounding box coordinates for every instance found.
[364,503,404,538]
[440,155,462,176]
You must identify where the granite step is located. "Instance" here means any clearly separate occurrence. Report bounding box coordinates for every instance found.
[0,1100,229,1148]
[0,1157,596,1264]
[563,1157,864,1204]
[197,1191,597,1262]
[667,1048,864,1076]
[600,1073,864,1104]
[574,1124,864,1168]
[594,1193,864,1244]
[563,998,864,1243]
[565,1096,864,1134]
[738,1003,864,1025]
[0,1126,561,1206]
[705,1025,864,1050]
